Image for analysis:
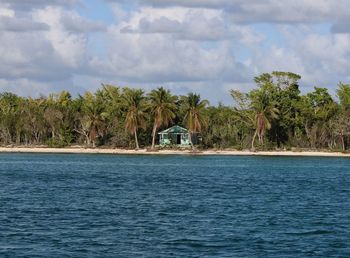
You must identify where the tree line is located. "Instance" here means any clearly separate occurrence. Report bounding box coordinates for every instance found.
[1,71,350,151]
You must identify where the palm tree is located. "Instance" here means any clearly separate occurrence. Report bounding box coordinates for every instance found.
[0,92,22,144]
[148,87,177,150]
[181,93,209,149]
[122,88,147,150]
[250,88,279,149]
[75,92,107,147]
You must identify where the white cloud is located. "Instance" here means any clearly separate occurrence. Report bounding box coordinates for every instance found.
[0,7,14,17]
[61,12,107,33]
[90,7,252,84]
[251,26,350,91]
[0,78,56,97]
[0,5,97,92]
[120,7,263,45]
[108,0,350,27]
[0,16,49,32]
[32,7,91,69]
[2,0,350,102]
[1,0,80,9]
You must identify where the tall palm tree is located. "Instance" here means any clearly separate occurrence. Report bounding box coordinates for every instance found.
[148,87,177,150]
[122,88,147,150]
[181,93,209,149]
[75,92,107,147]
[250,88,279,149]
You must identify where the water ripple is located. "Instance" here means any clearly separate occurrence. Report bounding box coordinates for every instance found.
[0,153,349,257]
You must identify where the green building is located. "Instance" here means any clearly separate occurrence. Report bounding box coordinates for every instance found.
[158,125,191,147]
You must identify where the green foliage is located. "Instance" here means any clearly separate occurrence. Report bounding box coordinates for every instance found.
[180,93,209,149]
[47,127,73,148]
[1,72,350,151]
[337,83,350,110]
[148,87,178,149]
[121,88,148,149]
[0,92,23,144]
[249,75,279,149]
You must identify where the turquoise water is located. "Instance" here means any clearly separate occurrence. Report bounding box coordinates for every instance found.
[0,154,350,257]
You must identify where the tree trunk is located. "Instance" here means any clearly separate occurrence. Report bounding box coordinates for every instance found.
[151,123,157,150]
[90,126,97,148]
[16,130,21,145]
[341,131,345,151]
[34,131,40,144]
[6,128,12,144]
[188,132,194,150]
[251,129,258,150]
[86,135,91,146]
[135,129,139,150]
[304,121,313,148]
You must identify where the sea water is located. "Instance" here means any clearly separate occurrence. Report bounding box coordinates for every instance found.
[0,153,349,257]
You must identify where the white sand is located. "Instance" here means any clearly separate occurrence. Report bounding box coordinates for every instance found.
[0,147,349,157]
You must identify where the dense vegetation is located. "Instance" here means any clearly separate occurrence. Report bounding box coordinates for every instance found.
[1,71,350,151]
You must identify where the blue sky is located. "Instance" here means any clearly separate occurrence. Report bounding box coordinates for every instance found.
[1,0,350,104]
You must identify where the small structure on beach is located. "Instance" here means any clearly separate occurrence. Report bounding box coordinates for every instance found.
[158,125,191,147]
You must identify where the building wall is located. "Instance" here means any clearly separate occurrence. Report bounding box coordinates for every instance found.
[159,133,191,146]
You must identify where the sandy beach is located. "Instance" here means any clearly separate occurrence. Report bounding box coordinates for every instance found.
[0,147,349,157]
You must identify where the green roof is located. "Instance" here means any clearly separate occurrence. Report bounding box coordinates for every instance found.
[158,125,188,134]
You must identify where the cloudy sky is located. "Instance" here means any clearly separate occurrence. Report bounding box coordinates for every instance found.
[1,0,350,103]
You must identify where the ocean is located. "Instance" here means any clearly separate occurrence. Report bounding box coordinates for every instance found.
[0,153,349,257]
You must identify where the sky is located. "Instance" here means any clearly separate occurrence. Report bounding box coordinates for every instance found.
[1,0,350,104]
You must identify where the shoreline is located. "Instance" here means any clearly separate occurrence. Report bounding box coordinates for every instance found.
[0,147,349,157]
